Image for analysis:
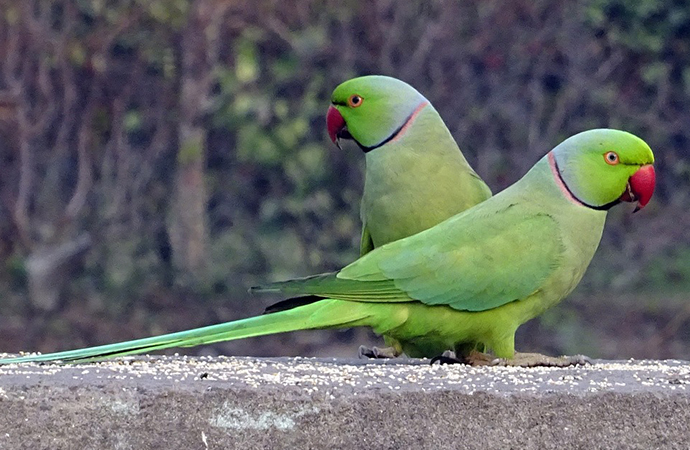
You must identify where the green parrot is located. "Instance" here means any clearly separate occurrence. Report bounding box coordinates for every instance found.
[326,75,492,256]
[327,75,492,358]
[0,129,655,366]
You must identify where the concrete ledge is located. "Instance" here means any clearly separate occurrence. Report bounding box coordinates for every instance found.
[0,356,688,449]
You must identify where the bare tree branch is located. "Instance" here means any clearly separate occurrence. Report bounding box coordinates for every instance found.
[64,88,95,221]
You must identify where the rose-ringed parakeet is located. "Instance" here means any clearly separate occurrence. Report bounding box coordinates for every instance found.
[0,129,655,366]
[327,76,492,358]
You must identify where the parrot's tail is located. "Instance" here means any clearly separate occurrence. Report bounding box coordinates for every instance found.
[0,299,371,364]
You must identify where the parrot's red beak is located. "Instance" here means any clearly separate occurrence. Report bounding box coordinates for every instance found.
[620,164,655,212]
[327,105,346,147]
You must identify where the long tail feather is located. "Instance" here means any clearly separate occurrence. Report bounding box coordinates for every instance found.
[0,299,369,364]
[250,272,401,300]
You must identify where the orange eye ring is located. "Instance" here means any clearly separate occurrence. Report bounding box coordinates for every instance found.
[604,151,619,165]
[348,94,363,108]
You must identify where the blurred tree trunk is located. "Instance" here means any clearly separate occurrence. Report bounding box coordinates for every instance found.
[168,1,228,281]
[169,123,210,279]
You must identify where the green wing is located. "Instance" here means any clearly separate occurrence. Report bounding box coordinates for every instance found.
[254,205,564,312]
[359,223,375,256]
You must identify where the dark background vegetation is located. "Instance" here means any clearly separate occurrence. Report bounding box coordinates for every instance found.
[0,0,688,359]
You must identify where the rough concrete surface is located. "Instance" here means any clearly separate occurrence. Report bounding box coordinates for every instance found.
[0,356,688,450]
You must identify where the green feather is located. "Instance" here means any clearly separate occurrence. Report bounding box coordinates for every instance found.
[1,300,373,363]
[256,208,562,313]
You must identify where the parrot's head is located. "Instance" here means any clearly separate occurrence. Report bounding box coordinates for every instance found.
[551,129,655,212]
[327,75,428,152]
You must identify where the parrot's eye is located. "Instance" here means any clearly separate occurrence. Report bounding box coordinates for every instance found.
[348,95,363,108]
[604,151,619,165]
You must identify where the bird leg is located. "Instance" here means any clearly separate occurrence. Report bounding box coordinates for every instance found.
[358,345,400,359]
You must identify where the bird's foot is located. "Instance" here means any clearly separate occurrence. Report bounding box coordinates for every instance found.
[358,345,400,359]
[464,350,499,366]
[430,350,467,365]
[430,350,591,367]
[430,350,497,366]
[492,352,592,368]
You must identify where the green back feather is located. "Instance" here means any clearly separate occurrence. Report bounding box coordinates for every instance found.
[255,194,563,312]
